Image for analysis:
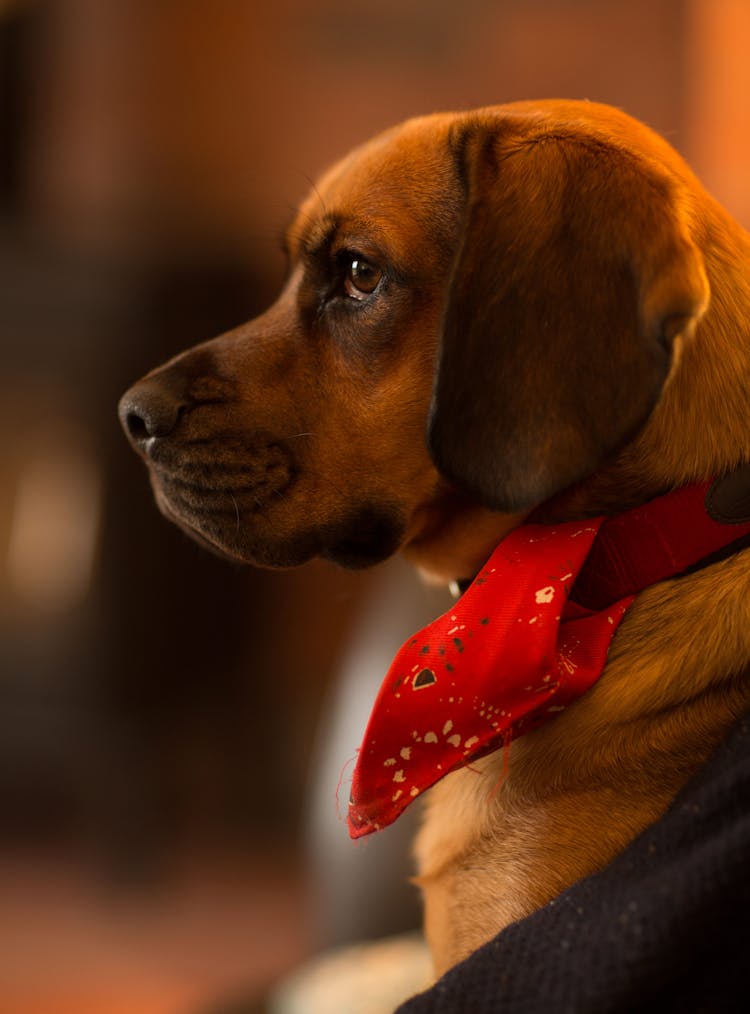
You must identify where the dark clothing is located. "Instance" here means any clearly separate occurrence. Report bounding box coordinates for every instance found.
[398,710,750,1013]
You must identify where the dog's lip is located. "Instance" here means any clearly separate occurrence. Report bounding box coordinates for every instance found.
[144,433,297,501]
[142,443,297,566]
[187,527,251,565]
[150,477,251,556]
[153,464,295,523]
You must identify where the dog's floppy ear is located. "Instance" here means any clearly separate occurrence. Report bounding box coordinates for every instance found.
[428,119,710,512]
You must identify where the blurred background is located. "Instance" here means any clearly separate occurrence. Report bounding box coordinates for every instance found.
[1,1,749,1012]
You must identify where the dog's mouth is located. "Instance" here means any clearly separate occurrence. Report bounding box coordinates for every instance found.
[145,436,407,569]
[155,447,293,514]
[146,434,295,556]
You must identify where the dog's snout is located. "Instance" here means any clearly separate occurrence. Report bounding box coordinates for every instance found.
[118,377,187,451]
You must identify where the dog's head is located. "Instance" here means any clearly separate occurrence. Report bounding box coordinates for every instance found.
[119,101,709,581]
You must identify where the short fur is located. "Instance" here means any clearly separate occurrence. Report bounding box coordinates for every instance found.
[119,101,750,978]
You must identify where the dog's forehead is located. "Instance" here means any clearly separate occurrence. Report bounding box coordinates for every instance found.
[319,114,457,195]
[293,114,462,249]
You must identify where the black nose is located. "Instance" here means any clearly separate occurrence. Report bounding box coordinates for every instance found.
[118,376,188,451]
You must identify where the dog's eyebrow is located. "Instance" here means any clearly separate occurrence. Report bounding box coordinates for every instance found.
[300,215,340,258]
[280,213,339,264]
[286,211,405,279]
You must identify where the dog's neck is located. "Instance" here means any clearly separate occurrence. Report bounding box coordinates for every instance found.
[352,475,750,839]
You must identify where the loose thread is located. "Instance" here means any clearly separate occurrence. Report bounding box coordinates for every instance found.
[335,751,359,822]
[486,732,513,803]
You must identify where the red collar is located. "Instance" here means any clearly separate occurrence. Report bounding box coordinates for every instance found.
[348,474,750,838]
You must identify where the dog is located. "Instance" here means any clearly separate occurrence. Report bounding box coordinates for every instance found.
[119,100,750,979]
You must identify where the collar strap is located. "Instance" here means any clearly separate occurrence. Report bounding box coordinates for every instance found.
[348,470,750,839]
[573,472,750,610]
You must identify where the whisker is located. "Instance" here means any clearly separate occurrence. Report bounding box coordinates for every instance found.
[229,492,241,536]
[302,173,328,217]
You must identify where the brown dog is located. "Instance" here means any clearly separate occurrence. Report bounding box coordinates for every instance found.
[119,101,750,977]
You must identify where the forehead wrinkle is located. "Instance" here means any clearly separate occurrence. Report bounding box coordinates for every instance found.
[292,142,462,268]
[343,175,461,261]
[293,205,401,261]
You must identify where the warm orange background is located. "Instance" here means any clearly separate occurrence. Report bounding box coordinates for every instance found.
[1,1,748,1012]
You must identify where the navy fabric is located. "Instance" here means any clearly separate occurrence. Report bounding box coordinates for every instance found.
[397,709,750,1013]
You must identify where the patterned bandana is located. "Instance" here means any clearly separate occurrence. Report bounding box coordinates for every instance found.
[348,477,750,838]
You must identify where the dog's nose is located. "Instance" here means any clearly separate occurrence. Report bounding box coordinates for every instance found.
[118,377,187,451]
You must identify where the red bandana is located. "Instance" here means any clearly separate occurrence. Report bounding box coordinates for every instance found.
[348,478,750,838]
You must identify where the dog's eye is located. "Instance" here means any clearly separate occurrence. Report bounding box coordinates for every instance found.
[344,256,383,299]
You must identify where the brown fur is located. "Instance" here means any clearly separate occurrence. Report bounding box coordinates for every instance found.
[119,101,750,978]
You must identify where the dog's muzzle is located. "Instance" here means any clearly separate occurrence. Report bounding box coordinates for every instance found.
[118,374,296,556]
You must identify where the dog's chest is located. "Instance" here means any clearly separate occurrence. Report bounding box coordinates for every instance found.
[414,760,541,974]
[412,704,715,973]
